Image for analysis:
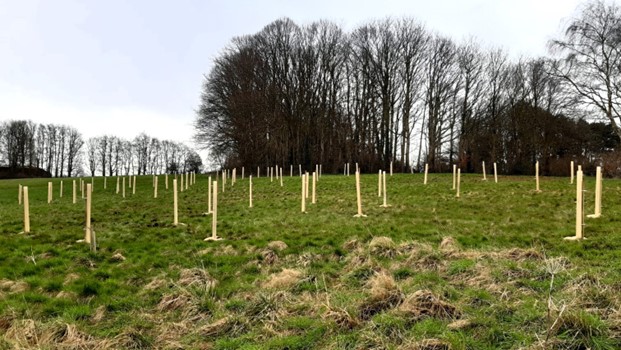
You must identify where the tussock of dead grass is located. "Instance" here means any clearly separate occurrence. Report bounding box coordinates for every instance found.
[398,290,460,321]
[110,252,126,262]
[143,277,168,291]
[267,240,288,251]
[4,320,100,349]
[369,236,397,258]
[398,241,434,257]
[178,268,217,291]
[399,338,451,350]
[199,316,246,338]
[359,271,403,320]
[439,236,459,253]
[0,279,28,294]
[111,328,152,350]
[263,269,303,289]
[324,307,361,330]
[343,238,361,251]
[261,249,279,265]
[157,291,196,315]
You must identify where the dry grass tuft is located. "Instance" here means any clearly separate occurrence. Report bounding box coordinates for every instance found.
[324,307,361,330]
[343,238,361,251]
[398,290,460,321]
[359,271,403,320]
[261,249,279,265]
[143,277,168,291]
[154,321,191,349]
[157,291,195,314]
[263,269,303,289]
[199,316,246,338]
[400,338,451,350]
[110,252,126,262]
[447,319,472,330]
[503,247,543,261]
[40,322,94,347]
[64,273,80,284]
[267,241,288,251]
[178,268,217,291]
[398,241,434,256]
[439,236,459,253]
[369,236,397,258]
[112,328,153,350]
[213,245,237,256]
[91,305,106,323]
[4,319,39,348]
[0,279,28,294]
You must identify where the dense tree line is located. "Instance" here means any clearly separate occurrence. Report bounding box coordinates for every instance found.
[0,120,203,177]
[84,134,202,177]
[195,0,621,175]
[0,120,84,177]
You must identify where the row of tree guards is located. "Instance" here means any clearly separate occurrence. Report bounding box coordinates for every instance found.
[16,160,602,247]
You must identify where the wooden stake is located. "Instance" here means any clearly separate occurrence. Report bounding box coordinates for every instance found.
[452,164,457,190]
[242,167,245,180]
[18,184,22,205]
[165,173,169,190]
[315,164,318,182]
[91,177,94,191]
[312,171,316,204]
[185,172,189,190]
[249,175,253,208]
[570,161,574,184]
[73,180,76,204]
[424,163,428,185]
[290,165,293,177]
[205,181,222,241]
[122,177,126,198]
[257,166,260,178]
[565,170,584,240]
[60,180,63,198]
[380,170,390,207]
[116,177,120,194]
[23,186,30,234]
[276,165,279,180]
[133,176,136,195]
[347,163,350,176]
[456,168,461,198]
[270,167,273,182]
[355,162,359,173]
[494,162,498,183]
[390,161,393,176]
[104,176,107,189]
[154,176,158,198]
[482,161,487,181]
[48,182,52,204]
[588,166,602,218]
[319,164,322,178]
[173,179,178,226]
[180,173,184,192]
[378,169,382,197]
[301,174,306,213]
[354,170,366,217]
[299,164,302,177]
[280,168,283,187]
[535,161,541,192]
[208,176,212,214]
[305,172,309,199]
[85,184,92,244]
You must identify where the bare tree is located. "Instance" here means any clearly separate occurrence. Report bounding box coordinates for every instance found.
[550,0,621,139]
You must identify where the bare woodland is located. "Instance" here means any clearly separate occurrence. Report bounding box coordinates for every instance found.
[195,1,621,176]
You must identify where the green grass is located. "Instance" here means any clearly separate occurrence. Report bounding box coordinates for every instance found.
[1,172,621,349]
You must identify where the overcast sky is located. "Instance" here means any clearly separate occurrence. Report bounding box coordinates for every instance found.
[0,0,586,157]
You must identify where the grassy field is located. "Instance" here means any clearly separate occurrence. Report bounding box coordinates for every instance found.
[0,171,620,349]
